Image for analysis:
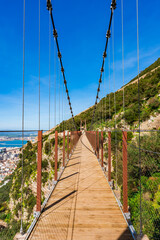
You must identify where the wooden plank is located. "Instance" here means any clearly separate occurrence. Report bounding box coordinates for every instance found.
[28,134,133,240]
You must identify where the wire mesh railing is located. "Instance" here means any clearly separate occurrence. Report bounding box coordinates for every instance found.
[103,129,160,240]
[86,129,160,239]
[0,130,81,240]
[0,130,38,240]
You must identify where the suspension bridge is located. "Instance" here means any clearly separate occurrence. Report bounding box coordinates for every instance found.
[1,0,159,240]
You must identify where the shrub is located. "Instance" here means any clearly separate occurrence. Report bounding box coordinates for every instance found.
[141,109,150,121]
[50,138,55,147]
[42,159,49,170]
[148,97,159,110]
[42,172,49,184]
[44,142,51,155]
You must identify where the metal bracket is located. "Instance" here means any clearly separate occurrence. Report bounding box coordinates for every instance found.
[33,211,40,218]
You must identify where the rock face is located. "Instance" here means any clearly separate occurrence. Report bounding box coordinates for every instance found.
[137,234,150,240]
[0,220,7,229]
[141,113,160,130]
[14,233,27,240]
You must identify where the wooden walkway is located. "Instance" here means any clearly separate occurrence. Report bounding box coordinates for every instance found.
[29,134,133,240]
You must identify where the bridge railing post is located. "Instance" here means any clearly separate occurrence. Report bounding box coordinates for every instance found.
[36,130,42,212]
[95,131,97,155]
[67,131,69,160]
[123,131,128,213]
[108,131,111,182]
[97,131,99,160]
[63,131,65,167]
[55,131,58,182]
[101,131,103,168]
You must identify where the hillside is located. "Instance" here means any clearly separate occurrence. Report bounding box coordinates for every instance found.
[58,58,160,131]
[0,134,64,239]
[0,58,159,240]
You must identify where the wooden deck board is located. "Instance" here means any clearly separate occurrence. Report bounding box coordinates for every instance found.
[28,134,133,240]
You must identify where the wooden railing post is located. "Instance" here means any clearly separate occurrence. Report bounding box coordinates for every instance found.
[97,131,99,160]
[63,131,65,167]
[95,131,97,154]
[67,131,69,160]
[123,131,128,213]
[55,131,58,182]
[108,131,111,182]
[101,131,103,168]
[36,130,42,212]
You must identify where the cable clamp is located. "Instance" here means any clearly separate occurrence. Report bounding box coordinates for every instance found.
[53,29,58,38]
[111,0,116,10]
[98,87,100,92]
[58,52,62,59]
[61,67,64,73]
[101,67,104,72]
[103,51,107,58]
[106,30,111,38]
[64,79,67,85]
[99,78,102,83]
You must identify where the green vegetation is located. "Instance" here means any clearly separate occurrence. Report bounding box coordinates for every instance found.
[0,137,58,239]
[44,141,51,155]
[0,58,159,239]
[57,58,160,131]
[109,131,160,239]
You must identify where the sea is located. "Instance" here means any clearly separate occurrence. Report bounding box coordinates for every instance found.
[0,140,27,148]
[0,132,37,148]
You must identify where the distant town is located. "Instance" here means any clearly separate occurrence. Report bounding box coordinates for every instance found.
[0,136,35,183]
[0,147,20,183]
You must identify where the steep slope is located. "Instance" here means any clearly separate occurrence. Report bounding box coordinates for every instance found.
[58,58,160,131]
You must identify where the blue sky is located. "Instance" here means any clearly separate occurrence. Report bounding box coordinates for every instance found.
[0,0,160,130]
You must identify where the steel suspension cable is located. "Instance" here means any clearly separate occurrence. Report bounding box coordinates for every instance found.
[62,74,64,132]
[104,60,106,126]
[54,39,56,127]
[20,0,25,234]
[59,62,61,132]
[121,0,125,127]
[104,58,106,125]
[47,0,76,130]
[112,14,118,190]
[49,14,51,130]
[136,0,142,236]
[90,0,116,130]
[108,41,111,122]
[102,65,105,127]
[39,0,41,130]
